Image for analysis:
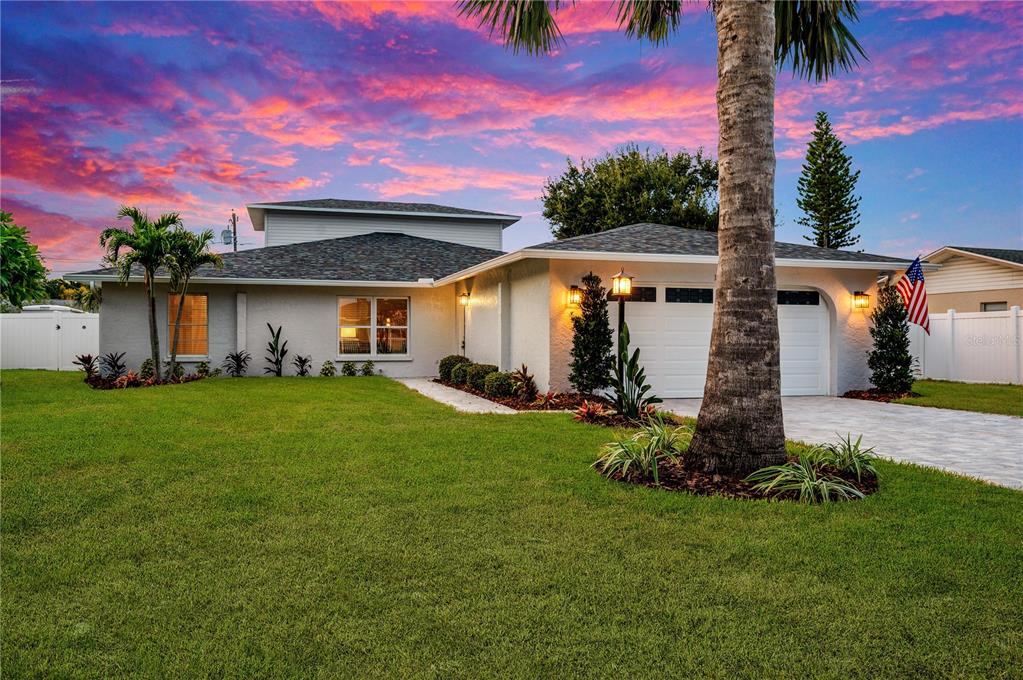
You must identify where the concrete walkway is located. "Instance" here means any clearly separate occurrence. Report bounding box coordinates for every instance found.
[397,378,517,414]
[662,397,1023,489]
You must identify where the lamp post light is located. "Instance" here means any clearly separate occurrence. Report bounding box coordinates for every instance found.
[458,292,470,351]
[610,269,633,375]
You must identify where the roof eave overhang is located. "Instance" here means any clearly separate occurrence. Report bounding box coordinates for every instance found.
[245,203,521,231]
[433,249,927,285]
[64,273,436,288]
[923,246,1023,270]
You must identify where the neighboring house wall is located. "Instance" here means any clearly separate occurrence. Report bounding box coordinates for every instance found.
[925,255,1023,312]
[264,211,504,251]
[99,282,458,377]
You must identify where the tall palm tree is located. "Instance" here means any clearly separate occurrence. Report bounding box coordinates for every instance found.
[166,228,223,377]
[458,0,865,474]
[100,206,180,382]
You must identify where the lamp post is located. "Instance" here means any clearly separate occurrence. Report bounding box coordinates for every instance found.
[610,269,633,375]
[458,292,470,352]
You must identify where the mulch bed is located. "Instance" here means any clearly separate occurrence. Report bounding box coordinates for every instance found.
[606,455,879,501]
[842,388,920,403]
[432,379,609,412]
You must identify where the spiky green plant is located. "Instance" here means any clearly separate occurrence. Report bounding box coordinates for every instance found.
[609,323,662,421]
[593,415,691,485]
[819,433,879,481]
[745,454,865,504]
[263,324,289,377]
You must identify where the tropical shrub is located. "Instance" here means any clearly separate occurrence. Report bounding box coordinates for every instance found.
[99,352,127,379]
[450,362,470,385]
[162,361,184,380]
[360,361,376,376]
[293,355,312,377]
[114,371,142,389]
[439,354,470,381]
[264,323,289,377]
[72,354,98,379]
[817,433,879,481]
[568,272,614,394]
[0,211,48,308]
[484,371,514,398]
[745,454,865,504]
[139,358,155,380]
[510,364,538,402]
[573,400,613,423]
[593,415,691,484]
[319,360,336,377]
[222,350,251,378]
[196,361,211,377]
[609,323,661,420]
[340,361,357,376]
[532,391,560,409]
[466,363,498,391]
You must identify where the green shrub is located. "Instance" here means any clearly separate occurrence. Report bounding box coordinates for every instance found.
[360,361,376,376]
[439,354,470,381]
[222,351,251,378]
[817,433,879,481]
[609,323,661,420]
[745,454,864,504]
[450,362,470,385]
[593,415,690,484]
[139,358,155,380]
[195,360,211,378]
[484,371,513,398]
[319,360,336,377]
[466,363,498,391]
[340,361,357,376]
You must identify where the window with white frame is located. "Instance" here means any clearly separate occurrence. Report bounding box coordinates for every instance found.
[338,297,409,356]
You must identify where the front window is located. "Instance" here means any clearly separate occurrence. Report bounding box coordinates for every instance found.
[338,297,409,356]
[168,293,209,356]
[981,301,1007,312]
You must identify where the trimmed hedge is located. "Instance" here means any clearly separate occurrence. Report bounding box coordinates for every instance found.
[484,371,514,398]
[450,362,470,385]
[466,363,498,392]
[439,354,470,381]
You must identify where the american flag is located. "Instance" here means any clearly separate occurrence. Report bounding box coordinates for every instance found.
[896,256,930,334]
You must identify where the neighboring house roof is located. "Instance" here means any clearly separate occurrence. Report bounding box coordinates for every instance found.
[246,198,520,231]
[924,245,1023,269]
[66,232,503,286]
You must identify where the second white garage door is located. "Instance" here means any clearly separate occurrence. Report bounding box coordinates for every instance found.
[610,286,830,398]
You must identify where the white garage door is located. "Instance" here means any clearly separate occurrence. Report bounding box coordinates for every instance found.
[610,286,829,398]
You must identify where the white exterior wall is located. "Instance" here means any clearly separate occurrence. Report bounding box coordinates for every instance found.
[264,211,504,251]
[98,282,458,377]
[926,255,1023,293]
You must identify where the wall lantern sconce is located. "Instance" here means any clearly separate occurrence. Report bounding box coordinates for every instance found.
[567,285,582,307]
[458,292,470,351]
[611,269,633,298]
[852,291,870,310]
[459,292,470,307]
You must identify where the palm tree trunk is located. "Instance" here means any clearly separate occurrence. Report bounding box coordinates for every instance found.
[688,0,786,475]
[170,279,188,379]
[146,272,162,382]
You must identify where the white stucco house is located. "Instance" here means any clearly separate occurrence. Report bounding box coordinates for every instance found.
[68,198,916,396]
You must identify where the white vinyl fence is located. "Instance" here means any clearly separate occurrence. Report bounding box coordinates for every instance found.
[1,310,99,371]
[909,306,1022,384]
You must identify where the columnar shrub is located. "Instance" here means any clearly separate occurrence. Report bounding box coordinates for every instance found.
[569,272,613,394]
[466,363,498,391]
[439,354,470,381]
[450,362,470,385]
[867,285,914,394]
[484,371,514,398]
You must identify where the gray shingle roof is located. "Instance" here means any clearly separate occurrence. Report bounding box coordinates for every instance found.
[527,223,912,264]
[68,232,503,283]
[253,198,517,219]
[949,246,1023,265]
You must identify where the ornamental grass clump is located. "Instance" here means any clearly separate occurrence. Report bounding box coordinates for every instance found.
[817,433,880,482]
[593,415,691,485]
[745,453,865,504]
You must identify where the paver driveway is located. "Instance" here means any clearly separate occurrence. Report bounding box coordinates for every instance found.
[662,397,1023,489]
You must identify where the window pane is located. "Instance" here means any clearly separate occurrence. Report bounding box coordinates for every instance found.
[377,328,408,355]
[339,326,371,354]
[339,297,371,325]
[168,294,208,355]
[377,298,408,327]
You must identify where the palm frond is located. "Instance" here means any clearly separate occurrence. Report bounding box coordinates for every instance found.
[615,0,684,45]
[457,0,564,55]
[775,0,867,82]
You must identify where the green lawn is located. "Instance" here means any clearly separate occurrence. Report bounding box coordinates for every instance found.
[897,379,1023,417]
[3,371,1021,678]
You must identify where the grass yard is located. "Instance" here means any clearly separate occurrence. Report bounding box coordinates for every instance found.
[897,379,1023,417]
[3,371,1022,678]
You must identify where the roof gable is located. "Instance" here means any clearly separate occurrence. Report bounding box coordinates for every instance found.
[925,246,1023,269]
[246,198,520,231]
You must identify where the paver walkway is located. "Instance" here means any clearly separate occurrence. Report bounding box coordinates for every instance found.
[662,397,1023,489]
[397,378,516,414]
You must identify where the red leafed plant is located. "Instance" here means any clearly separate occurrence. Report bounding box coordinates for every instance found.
[532,391,561,410]
[114,371,142,389]
[574,400,614,423]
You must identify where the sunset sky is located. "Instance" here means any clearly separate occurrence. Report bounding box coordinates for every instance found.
[1,0,1020,275]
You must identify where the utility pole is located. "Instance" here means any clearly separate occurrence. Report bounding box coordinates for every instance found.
[230,210,238,252]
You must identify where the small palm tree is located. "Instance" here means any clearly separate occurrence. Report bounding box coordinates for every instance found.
[100,206,180,381]
[166,228,223,377]
[458,0,865,475]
